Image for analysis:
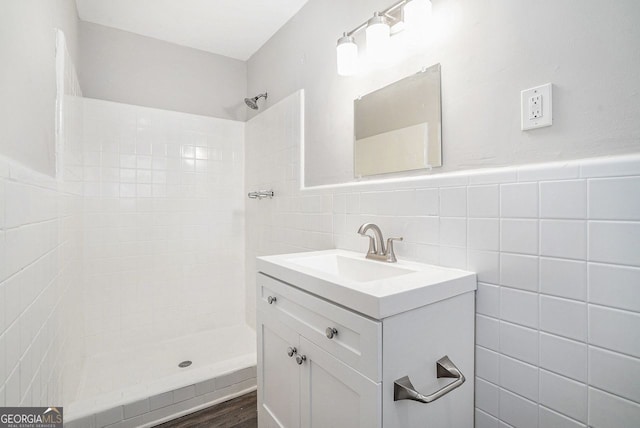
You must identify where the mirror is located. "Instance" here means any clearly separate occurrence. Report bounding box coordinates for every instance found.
[354,63,442,178]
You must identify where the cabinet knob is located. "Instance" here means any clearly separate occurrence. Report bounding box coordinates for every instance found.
[325,327,338,339]
[295,354,307,365]
[267,296,277,304]
[287,347,297,357]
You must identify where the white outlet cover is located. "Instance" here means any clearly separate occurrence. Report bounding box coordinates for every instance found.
[521,83,552,130]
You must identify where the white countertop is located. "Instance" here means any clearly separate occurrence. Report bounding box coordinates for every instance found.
[257,249,477,320]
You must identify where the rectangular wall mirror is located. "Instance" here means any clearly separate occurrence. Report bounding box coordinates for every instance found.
[354,63,442,178]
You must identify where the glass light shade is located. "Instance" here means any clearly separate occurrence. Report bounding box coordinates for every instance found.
[336,35,358,76]
[365,14,390,58]
[404,0,432,31]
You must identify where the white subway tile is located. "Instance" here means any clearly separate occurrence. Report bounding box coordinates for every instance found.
[499,355,538,401]
[468,185,499,218]
[588,387,640,428]
[500,253,538,291]
[0,231,6,283]
[173,385,196,402]
[589,346,640,404]
[500,219,538,255]
[439,186,467,217]
[540,180,587,219]
[588,177,640,220]
[540,220,586,260]
[589,305,640,358]
[500,321,538,365]
[402,217,439,244]
[5,181,30,228]
[539,369,587,423]
[468,250,499,284]
[477,315,500,351]
[439,217,466,247]
[96,406,124,427]
[0,180,5,229]
[499,388,538,428]
[540,257,586,301]
[539,406,585,428]
[517,162,580,182]
[580,154,640,178]
[468,168,518,185]
[589,221,640,267]
[500,183,538,218]
[476,346,500,384]
[539,333,587,382]
[123,398,149,419]
[588,263,640,312]
[415,188,438,215]
[475,409,500,428]
[476,282,500,317]
[540,295,587,342]
[394,190,417,216]
[439,246,467,269]
[476,378,499,417]
[469,219,500,251]
[500,288,538,328]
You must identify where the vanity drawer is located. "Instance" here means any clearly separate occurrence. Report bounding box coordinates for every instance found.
[257,273,382,381]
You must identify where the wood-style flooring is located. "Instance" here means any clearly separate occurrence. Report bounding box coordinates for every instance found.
[155,391,257,428]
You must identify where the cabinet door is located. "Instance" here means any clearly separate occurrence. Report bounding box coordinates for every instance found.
[257,309,300,428]
[299,337,381,428]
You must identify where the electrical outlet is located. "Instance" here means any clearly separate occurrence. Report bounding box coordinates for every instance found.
[529,94,542,119]
[521,83,552,130]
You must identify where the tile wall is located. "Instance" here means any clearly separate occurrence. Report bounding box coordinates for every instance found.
[77,98,246,357]
[0,34,85,407]
[245,90,640,427]
[0,157,84,408]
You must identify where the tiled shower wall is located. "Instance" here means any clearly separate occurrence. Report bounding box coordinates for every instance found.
[0,35,85,407]
[245,90,640,427]
[0,158,84,408]
[77,98,246,357]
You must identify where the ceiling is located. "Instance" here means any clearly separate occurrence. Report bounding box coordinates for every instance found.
[75,0,310,61]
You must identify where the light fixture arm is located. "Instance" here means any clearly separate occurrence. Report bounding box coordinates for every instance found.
[344,0,408,38]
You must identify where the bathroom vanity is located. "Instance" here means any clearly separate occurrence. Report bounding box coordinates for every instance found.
[256,249,476,428]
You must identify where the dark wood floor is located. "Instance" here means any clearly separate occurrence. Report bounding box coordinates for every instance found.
[155,391,257,428]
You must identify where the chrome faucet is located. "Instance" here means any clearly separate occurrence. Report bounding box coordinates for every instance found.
[357,223,403,263]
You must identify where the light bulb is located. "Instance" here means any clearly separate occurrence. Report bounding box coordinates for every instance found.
[336,34,358,76]
[365,13,390,59]
[404,0,432,32]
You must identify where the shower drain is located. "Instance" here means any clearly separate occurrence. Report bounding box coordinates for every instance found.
[178,360,192,368]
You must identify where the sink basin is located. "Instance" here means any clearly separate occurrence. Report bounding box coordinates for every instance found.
[287,253,415,282]
[257,249,476,319]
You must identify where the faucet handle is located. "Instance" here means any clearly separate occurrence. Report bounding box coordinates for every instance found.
[385,237,403,263]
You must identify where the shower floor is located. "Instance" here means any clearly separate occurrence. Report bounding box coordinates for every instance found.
[66,324,256,425]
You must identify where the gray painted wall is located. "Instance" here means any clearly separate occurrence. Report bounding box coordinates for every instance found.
[78,22,247,122]
[0,0,79,176]
[247,0,640,187]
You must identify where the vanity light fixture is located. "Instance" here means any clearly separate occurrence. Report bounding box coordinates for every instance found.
[336,0,432,76]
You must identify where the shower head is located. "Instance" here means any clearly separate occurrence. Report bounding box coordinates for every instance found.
[244,92,268,110]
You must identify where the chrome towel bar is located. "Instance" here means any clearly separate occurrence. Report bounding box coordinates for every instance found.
[394,355,465,404]
[248,190,274,200]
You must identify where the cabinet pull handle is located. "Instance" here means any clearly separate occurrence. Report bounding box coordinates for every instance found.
[267,296,277,304]
[325,327,338,339]
[393,355,465,404]
[295,354,307,365]
[287,347,297,357]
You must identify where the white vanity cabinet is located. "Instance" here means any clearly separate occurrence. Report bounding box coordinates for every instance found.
[256,250,476,428]
[257,274,381,428]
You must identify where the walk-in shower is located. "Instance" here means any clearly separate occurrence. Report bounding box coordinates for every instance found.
[244,92,268,109]
[61,97,256,427]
